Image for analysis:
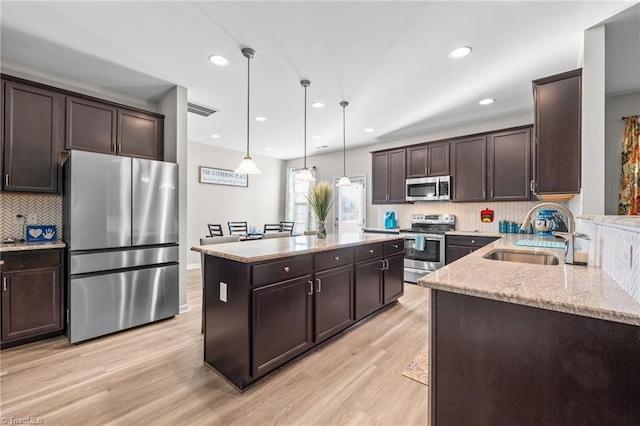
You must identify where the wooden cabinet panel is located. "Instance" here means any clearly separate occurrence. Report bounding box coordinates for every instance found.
[252,255,313,287]
[2,81,61,193]
[355,243,383,261]
[315,248,353,271]
[407,145,428,178]
[65,96,117,154]
[445,245,474,265]
[1,249,64,347]
[488,127,532,201]
[118,109,163,160]
[372,149,406,204]
[407,142,449,178]
[252,275,313,377]
[451,136,486,201]
[314,265,354,343]
[383,252,404,304]
[384,239,404,255]
[354,257,384,320]
[533,69,581,196]
[445,235,497,265]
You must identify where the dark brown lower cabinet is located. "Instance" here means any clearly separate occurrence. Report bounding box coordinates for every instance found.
[314,265,354,343]
[445,235,498,264]
[252,275,313,378]
[430,290,640,425]
[202,240,404,391]
[1,249,64,349]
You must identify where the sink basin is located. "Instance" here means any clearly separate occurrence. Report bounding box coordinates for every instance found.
[483,250,560,265]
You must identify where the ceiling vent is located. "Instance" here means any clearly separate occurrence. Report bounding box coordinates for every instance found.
[187,101,219,117]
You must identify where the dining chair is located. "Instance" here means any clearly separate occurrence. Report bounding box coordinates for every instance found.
[199,235,241,333]
[228,221,248,236]
[263,223,282,233]
[207,223,224,237]
[280,221,295,234]
[261,231,291,239]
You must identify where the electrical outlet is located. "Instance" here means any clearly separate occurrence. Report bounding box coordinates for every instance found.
[13,214,24,225]
[220,282,228,303]
[27,213,38,224]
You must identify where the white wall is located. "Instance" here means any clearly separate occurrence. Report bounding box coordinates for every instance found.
[286,112,534,228]
[186,142,286,266]
[605,91,640,214]
[581,25,607,215]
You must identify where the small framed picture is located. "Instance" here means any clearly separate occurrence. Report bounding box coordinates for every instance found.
[199,166,248,187]
[26,225,57,242]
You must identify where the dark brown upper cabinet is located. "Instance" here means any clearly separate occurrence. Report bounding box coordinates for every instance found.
[65,96,117,155]
[118,109,163,160]
[372,148,407,204]
[532,69,581,198]
[487,126,532,201]
[2,80,61,194]
[451,136,487,202]
[407,141,449,178]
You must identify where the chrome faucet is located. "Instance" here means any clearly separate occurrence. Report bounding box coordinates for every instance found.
[520,202,588,265]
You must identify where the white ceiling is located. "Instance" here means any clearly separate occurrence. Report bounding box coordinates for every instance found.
[1,1,637,160]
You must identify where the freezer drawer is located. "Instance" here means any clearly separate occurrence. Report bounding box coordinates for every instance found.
[68,264,178,343]
[70,246,179,275]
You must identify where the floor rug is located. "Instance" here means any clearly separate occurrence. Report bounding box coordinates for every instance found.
[401,347,428,386]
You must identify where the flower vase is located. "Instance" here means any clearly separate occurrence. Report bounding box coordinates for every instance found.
[316,220,327,240]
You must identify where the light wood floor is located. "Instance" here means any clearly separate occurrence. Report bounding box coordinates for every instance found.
[0,269,430,425]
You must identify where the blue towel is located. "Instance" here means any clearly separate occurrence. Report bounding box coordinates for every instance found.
[415,234,425,251]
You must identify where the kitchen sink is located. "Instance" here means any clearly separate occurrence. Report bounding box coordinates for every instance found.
[483,250,560,265]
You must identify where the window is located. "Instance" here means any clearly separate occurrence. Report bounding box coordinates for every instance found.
[284,167,316,234]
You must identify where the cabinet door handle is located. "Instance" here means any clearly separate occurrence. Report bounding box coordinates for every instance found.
[490,190,494,199]
[283,266,290,272]
[392,244,398,249]
[368,249,374,253]
[379,259,385,271]
[117,142,122,153]
[385,259,389,270]
[3,277,7,292]
[471,239,475,244]
[0,260,4,265]
[334,256,340,261]
[530,180,536,192]
[427,166,430,175]
[308,280,313,295]
[316,278,322,293]
[4,174,9,187]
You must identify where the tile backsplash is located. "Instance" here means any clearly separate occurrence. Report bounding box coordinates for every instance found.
[372,200,570,232]
[0,194,63,241]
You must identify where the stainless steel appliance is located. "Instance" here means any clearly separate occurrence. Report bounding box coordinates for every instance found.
[63,150,179,343]
[406,176,451,201]
[400,214,455,283]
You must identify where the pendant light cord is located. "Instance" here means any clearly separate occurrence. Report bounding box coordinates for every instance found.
[303,83,308,169]
[340,101,349,175]
[246,53,251,157]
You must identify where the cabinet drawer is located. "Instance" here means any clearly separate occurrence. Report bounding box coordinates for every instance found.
[384,239,404,255]
[355,243,383,261]
[252,255,313,287]
[315,248,354,271]
[446,236,497,249]
[0,250,62,271]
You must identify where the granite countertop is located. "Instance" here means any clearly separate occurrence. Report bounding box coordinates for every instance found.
[446,230,504,238]
[362,227,401,234]
[579,214,640,230]
[418,234,640,326]
[0,240,66,253]
[192,233,403,263]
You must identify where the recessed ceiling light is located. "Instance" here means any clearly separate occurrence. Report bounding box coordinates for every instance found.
[479,98,495,105]
[365,128,375,133]
[312,136,321,139]
[265,147,272,151]
[449,46,473,59]
[311,102,325,108]
[210,134,220,138]
[255,116,267,122]
[208,54,229,66]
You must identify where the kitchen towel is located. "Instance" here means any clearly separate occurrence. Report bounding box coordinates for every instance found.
[415,234,425,251]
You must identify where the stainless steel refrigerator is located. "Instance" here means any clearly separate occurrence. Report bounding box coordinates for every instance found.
[63,150,179,343]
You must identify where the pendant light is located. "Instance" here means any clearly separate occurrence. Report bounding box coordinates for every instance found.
[296,79,316,182]
[336,101,352,187]
[235,47,261,174]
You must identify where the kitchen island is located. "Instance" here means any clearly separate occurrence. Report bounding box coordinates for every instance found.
[192,233,405,391]
[419,233,640,425]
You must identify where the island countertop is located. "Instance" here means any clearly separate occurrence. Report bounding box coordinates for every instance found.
[192,233,404,263]
[418,234,640,326]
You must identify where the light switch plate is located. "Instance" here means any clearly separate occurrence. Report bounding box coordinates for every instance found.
[220,282,228,303]
[27,213,38,224]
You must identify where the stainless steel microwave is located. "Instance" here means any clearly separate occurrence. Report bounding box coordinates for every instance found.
[406,176,451,201]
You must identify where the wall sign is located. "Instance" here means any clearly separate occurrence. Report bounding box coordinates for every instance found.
[199,166,248,187]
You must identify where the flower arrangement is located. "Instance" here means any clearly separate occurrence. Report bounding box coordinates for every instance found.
[306,181,334,238]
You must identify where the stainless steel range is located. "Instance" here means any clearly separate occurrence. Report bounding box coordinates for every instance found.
[400,214,456,283]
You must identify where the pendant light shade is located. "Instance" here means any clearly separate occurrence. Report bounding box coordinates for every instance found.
[296,79,316,182]
[336,101,352,187]
[235,47,261,174]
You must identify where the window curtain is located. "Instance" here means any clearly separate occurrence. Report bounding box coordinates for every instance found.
[618,116,640,215]
[284,167,316,232]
